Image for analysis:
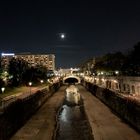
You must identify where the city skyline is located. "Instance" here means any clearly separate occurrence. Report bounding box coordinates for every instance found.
[0,0,140,68]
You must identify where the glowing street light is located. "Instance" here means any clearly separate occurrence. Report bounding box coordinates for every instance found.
[115,71,119,75]
[29,82,32,86]
[1,87,5,93]
[29,82,32,95]
[101,72,104,75]
[40,80,44,84]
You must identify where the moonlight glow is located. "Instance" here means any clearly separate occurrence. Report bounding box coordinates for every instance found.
[60,34,65,39]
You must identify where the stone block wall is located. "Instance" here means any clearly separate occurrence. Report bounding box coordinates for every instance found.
[0,82,61,140]
[84,81,140,131]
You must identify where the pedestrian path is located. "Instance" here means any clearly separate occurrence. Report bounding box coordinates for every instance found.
[79,85,140,140]
[0,85,49,111]
[10,86,66,140]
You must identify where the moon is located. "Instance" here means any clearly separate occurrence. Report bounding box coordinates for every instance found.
[60,33,65,39]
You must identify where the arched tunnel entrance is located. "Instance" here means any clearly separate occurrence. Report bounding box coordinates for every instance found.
[63,76,81,84]
[65,78,78,84]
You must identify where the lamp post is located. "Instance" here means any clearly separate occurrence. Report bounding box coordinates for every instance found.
[29,82,32,95]
[115,71,119,75]
[1,87,5,108]
[1,87,5,93]
[40,80,44,84]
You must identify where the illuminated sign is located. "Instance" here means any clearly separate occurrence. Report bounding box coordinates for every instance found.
[1,53,15,56]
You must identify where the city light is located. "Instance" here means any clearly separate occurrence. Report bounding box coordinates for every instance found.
[29,82,32,95]
[1,53,15,56]
[115,71,119,75]
[113,80,118,83]
[1,87,5,93]
[101,78,105,82]
[29,82,32,86]
[101,72,104,75]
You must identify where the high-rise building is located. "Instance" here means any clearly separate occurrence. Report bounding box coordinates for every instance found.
[1,53,15,70]
[1,53,55,71]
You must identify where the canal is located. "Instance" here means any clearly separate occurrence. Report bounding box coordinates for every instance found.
[55,85,94,140]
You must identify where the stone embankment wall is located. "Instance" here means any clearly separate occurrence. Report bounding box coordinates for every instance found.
[0,82,61,140]
[83,81,140,131]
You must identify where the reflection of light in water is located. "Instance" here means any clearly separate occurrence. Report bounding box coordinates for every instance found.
[60,105,74,123]
[61,106,68,122]
[57,105,94,140]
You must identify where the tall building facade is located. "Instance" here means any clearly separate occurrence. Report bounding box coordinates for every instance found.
[1,53,55,71]
[1,53,15,70]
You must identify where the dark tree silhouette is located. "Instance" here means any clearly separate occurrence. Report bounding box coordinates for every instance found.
[94,52,125,75]
[8,58,29,86]
[122,42,140,76]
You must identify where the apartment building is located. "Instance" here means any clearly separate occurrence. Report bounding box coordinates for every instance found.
[1,53,15,70]
[1,53,55,71]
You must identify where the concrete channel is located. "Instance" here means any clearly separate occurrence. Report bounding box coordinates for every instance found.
[54,85,94,140]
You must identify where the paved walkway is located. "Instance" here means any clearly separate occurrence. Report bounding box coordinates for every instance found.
[11,86,66,140]
[78,85,140,140]
[0,85,49,111]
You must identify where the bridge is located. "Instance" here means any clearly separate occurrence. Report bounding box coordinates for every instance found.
[63,74,81,84]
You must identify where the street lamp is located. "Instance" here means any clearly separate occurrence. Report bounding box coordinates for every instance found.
[29,82,32,95]
[40,80,44,84]
[115,71,119,75]
[1,87,5,93]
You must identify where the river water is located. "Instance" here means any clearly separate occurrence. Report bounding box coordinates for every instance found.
[55,98,94,140]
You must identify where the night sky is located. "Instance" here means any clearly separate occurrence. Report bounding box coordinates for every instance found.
[0,0,140,68]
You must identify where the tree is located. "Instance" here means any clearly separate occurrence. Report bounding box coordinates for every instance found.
[22,65,48,85]
[122,42,140,76]
[0,78,5,89]
[8,58,29,86]
[94,52,125,75]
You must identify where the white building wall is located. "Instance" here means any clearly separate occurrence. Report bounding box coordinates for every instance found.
[84,76,140,95]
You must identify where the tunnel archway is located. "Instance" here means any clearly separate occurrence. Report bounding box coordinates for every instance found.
[63,76,81,84]
[65,78,78,84]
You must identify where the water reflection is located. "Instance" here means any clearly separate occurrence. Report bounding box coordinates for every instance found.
[55,85,94,140]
